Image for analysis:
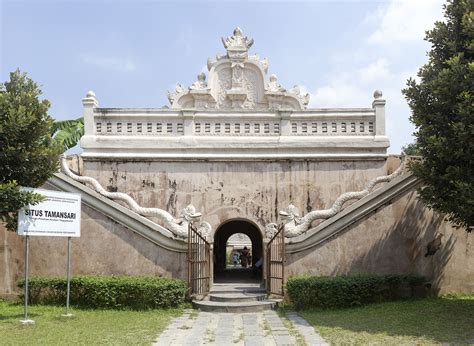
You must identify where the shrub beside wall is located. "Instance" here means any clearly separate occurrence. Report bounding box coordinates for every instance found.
[17,276,188,309]
[286,274,426,309]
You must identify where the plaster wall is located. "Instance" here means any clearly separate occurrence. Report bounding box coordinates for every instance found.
[286,191,474,294]
[1,157,472,296]
[80,158,389,237]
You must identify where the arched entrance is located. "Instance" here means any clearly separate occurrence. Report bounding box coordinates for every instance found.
[213,219,263,283]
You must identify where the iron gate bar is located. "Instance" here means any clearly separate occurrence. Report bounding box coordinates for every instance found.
[266,224,285,296]
[188,223,211,297]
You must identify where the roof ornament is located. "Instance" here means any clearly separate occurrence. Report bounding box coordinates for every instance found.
[289,85,310,107]
[222,27,254,59]
[190,72,208,90]
[266,74,286,93]
[168,28,310,110]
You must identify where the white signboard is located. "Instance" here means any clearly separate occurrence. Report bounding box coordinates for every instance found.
[17,189,81,237]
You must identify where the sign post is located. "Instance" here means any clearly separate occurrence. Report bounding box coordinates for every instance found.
[20,235,34,325]
[17,189,81,323]
[62,236,73,317]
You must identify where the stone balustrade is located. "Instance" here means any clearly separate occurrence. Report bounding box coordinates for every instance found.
[80,90,388,160]
[91,108,377,138]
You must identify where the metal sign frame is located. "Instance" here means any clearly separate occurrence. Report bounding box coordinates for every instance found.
[17,189,81,323]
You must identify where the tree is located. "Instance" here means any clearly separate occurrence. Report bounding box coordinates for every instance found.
[0,70,63,231]
[403,0,473,232]
[401,141,421,156]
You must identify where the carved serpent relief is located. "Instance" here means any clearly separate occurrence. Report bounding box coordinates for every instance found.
[60,156,211,239]
[277,159,406,238]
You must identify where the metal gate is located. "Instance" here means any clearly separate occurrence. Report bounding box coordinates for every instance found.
[187,223,211,297]
[266,224,285,296]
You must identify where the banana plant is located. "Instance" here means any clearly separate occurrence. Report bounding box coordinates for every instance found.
[52,117,84,151]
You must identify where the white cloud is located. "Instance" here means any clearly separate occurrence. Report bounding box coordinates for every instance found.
[357,58,391,84]
[311,83,370,108]
[81,55,137,72]
[304,0,445,153]
[366,0,444,45]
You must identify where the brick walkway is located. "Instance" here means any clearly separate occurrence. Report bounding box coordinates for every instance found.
[153,309,328,346]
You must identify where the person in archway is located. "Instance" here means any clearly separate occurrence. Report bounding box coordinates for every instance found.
[241,246,249,268]
[232,252,239,267]
[253,257,263,278]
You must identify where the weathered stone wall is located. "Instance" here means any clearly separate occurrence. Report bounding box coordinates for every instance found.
[80,158,389,236]
[2,156,472,296]
[0,202,187,297]
[286,190,474,294]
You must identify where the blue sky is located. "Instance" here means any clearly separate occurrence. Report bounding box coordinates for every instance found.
[1,0,445,153]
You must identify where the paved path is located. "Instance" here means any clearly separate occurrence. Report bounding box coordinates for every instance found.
[153,309,328,346]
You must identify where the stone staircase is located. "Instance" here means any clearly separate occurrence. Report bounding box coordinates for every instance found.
[192,283,281,313]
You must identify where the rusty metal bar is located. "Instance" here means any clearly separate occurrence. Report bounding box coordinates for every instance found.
[187,222,211,297]
[266,224,285,296]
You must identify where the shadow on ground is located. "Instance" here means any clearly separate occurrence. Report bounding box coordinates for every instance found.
[213,267,261,284]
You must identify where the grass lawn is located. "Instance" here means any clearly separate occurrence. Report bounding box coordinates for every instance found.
[298,295,474,345]
[0,300,181,345]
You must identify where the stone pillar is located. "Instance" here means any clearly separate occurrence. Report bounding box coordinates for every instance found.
[263,238,269,289]
[182,110,195,136]
[280,111,292,136]
[209,243,214,288]
[82,91,98,136]
[372,90,386,136]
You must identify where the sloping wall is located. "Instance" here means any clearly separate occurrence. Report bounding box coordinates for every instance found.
[0,202,187,297]
[286,190,474,294]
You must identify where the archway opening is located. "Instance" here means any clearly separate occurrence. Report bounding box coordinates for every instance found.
[213,220,263,283]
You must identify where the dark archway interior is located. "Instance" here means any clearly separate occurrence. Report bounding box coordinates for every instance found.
[214,220,263,283]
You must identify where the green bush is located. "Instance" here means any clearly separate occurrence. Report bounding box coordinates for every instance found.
[17,275,188,309]
[286,274,426,309]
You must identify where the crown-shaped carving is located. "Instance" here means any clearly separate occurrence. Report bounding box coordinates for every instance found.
[167,28,310,111]
[222,27,254,53]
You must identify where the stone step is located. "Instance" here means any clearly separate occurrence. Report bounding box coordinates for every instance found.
[192,299,277,313]
[209,292,267,302]
[210,283,266,294]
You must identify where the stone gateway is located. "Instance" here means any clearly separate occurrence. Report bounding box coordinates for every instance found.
[1,28,472,297]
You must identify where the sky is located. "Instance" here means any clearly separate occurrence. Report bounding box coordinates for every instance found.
[1,0,445,154]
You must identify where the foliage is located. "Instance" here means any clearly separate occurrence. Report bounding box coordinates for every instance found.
[0,181,45,230]
[402,0,473,232]
[0,299,180,345]
[401,142,421,156]
[17,275,189,309]
[0,70,62,231]
[52,116,84,151]
[299,295,474,345]
[286,274,426,310]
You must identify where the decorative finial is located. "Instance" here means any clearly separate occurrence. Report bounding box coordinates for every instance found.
[266,74,285,93]
[190,72,208,90]
[221,27,254,52]
[83,90,98,107]
[373,90,383,99]
[86,90,96,98]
